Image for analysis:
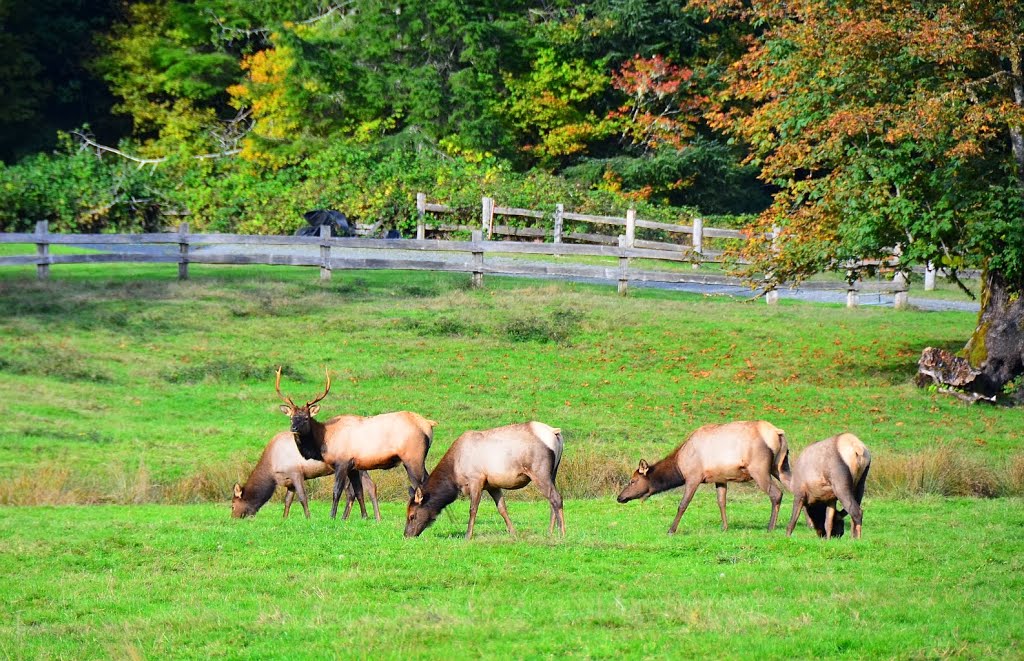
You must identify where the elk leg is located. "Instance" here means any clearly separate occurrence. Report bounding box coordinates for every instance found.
[824,505,836,541]
[283,489,294,519]
[330,461,353,520]
[668,482,700,535]
[527,469,565,536]
[785,493,806,537]
[363,472,380,521]
[466,482,485,540]
[715,483,728,531]
[750,468,783,532]
[487,487,516,536]
[347,468,367,519]
[293,476,311,520]
[834,477,865,540]
[403,459,429,490]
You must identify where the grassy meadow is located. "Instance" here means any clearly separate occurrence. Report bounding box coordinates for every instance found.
[1,261,1022,658]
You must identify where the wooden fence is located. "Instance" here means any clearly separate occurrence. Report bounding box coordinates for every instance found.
[0,196,911,307]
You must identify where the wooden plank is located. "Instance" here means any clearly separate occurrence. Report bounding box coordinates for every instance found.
[46,253,178,265]
[0,255,44,266]
[483,262,619,280]
[0,233,37,244]
[635,219,694,234]
[329,258,470,273]
[188,253,321,267]
[490,225,548,238]
[702,228,746,239]
[493,206,546,219]
[186,234,314,246]
[564,231,620,245]
[42,233,183,245]
[423,202,453,213]
[626,269,747,287]
[561,211,627,226]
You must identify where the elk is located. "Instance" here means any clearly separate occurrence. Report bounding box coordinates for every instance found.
[784,432,871,540]
[230,431,380,519]
[617,420,789,534]
[274,367,436,520]
[404,422,565,540]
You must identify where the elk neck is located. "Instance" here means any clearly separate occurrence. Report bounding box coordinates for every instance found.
[647,453,685,495]
[294,419,326,461]
[419,454,460,514]
[241,457,278,512]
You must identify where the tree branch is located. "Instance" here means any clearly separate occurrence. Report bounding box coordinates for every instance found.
[71,131,241,168]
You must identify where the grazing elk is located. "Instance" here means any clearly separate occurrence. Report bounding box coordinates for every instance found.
[231,431,380,519]
[404,422,565,540]
[617,420,789,534]
[274,367,436,520]
[784,432,871,540]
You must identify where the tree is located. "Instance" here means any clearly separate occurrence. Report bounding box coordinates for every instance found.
[711,0,1024,398]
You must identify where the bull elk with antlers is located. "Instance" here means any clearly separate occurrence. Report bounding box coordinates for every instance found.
[274,367,437,520]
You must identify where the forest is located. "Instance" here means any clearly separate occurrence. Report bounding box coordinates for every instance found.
[1,0,1022,397]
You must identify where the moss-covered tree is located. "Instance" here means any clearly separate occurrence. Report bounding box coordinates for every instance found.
[709,0,1024,399]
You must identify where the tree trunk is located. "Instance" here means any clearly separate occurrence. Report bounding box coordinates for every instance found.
[962,269,1024,398]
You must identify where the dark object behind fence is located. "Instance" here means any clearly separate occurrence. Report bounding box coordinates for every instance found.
[297,210,354,237]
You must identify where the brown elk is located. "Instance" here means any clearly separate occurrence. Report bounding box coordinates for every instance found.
[617,420,789,534]
[273,367,436,520]
[230,431,380,519]
[404,422,565,539]
[784,432,871,540]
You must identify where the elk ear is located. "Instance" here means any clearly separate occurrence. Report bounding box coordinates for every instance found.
[413,487,424,505]
[308,404,321,416]
[638,459,650,476]
[233,483,243,499]
[279,404,293,416]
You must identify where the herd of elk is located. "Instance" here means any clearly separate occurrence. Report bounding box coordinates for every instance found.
[234,367,869,542]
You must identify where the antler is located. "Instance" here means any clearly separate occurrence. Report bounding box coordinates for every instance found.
[306,367,331,407]
[274,366,296,407]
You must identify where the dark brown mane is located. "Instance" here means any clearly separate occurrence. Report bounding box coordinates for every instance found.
[238,451,278,513]
[646,447,685,495]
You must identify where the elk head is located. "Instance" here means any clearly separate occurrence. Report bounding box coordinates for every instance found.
[404,486,437,537]
[275,366,331,436]
[231,483,254,518]
[806,503,848,538]
[617,459,654,503]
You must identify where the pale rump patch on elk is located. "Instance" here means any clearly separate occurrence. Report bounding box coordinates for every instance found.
[617,420,790,534]
[230,431,380,519]
[785,433,871,540]
[404,422,565,540]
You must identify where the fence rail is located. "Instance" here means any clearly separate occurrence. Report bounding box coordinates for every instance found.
[1,198,912,307]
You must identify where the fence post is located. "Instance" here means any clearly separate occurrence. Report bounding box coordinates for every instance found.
[481,197,494,239]
[617,234,630,296]
[319,224,332,281]
[416,192,426,240]
[846,272,860,308]
[924,262,936,291]
[625,208,636,248]
[553,203,564,253]
[893,270,909,309]
[35,220,50,281]
[471,229,484,288]
[177,221,189,281]
[692,216,703,270]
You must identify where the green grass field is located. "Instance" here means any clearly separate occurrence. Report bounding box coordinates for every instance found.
[0,262,1021,658]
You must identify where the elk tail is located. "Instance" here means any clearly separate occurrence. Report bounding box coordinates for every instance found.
[776,431,792,490]
[551,430,564,482]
